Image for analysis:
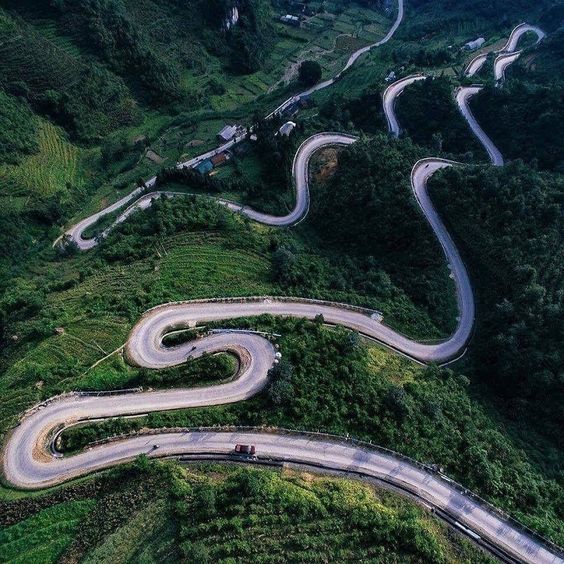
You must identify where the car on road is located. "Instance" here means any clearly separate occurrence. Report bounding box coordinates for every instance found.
[234,444,256,455]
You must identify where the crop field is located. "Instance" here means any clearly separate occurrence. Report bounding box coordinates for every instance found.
[179,2,391,114]
[0,500,95,563]
[0,121,85,201]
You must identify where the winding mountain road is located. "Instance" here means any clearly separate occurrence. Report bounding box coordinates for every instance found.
[62,0,403,250]
[4,8,562,563]
[464,23,545,78]
[456,86,504,165]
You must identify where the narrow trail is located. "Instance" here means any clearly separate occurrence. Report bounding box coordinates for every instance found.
[4,10,562,563]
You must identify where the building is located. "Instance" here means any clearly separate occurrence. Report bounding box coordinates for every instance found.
[282,101,300,117]
[211,152,230,166]
[196,159,213,175]
[280,14,300,27]
[385,71,396,82]
[217,125,237,142]
[463,37,485,51]
[278,121,296,136]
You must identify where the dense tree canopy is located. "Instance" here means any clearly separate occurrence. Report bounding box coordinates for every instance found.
[298,60,323,86]
[429,162,564,439]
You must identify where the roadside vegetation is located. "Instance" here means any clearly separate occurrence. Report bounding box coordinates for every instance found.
[56,315,564,546]
[1,0,563,559]
[394,77,488,160]
[0,459,493,563]
[429,162,564,446]
[470,24,564,172]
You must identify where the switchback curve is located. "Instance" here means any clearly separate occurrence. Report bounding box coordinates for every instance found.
[4,10,562,564]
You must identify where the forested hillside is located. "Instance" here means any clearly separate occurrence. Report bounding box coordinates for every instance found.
[471,22,564,172]
[1,0,563,560]
[430,163,564,442]
[0,461,493,563]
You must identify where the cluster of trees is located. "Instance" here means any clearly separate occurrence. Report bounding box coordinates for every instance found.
[0,6,140,142]
[298,60,322,86]
[0,189,72,349]
[401,0,553,39]
[391,45,454,68]
[395,77,486,159]
[309,135,458,334]
[32,65,142,142]
[97,195,239,263]
[51,0,182,104]
[470,31,564,172]
[319,88,386,133]
[174,465,460,562]
[203,0,274,74]
[429,162,564,443]
[0,91,38,165]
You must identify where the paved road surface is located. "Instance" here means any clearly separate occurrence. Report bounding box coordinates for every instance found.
[465,53,489,77]
[382,74,426,136]
[7,11,561,562]
[456,86,504,166]
[4,419,562,563]
[465,23,545,79]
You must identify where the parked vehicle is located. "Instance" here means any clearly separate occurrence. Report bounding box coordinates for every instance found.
[234,444,256,455]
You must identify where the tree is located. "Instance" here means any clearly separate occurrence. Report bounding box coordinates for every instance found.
[298,60,322,86]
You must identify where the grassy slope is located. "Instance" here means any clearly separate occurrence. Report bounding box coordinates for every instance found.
[0,0,562,556]
[0,461,493,563]
[0,500,95,563]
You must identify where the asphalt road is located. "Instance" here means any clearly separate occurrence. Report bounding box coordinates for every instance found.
[6,10,561,563]
[465,23,545,79]
[4,420,562,563]
[456,86,504,166]
[465,53,489,77]
[382,74,426,136]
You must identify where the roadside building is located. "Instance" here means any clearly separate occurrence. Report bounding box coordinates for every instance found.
[280,14,300,27]
[196,159,213,175]
[463,37,485,51]
[211,152,230,166]
[278,121,296,136]
[385,71,396,82]
[282,101,300,117]
[217,125,237,142]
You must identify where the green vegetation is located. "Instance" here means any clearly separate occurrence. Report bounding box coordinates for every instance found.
[1,0,563,559]
[429,162,564,444]
[395,77,487,160]
[399,0,552,40]
[309,135,457,335]
[298,60,323,86]
[0,92,38,165]
[470,24,564,172]
[0,499,95,563]
[0,459,493,563]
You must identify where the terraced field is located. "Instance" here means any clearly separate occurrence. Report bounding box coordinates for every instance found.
[0,500,95,563]
[0,121,85,202]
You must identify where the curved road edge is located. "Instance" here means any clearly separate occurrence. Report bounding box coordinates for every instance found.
[3,422,563,563]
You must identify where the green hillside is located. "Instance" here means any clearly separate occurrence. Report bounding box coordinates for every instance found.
[0,0,563,561]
